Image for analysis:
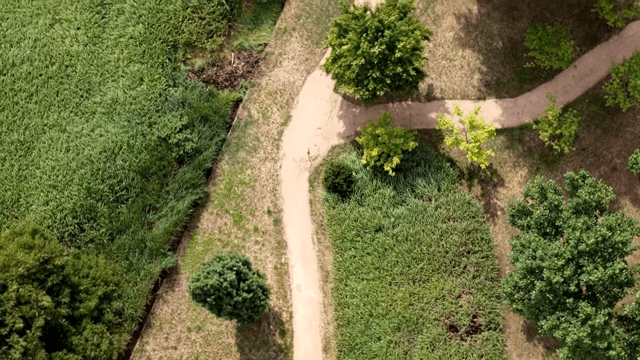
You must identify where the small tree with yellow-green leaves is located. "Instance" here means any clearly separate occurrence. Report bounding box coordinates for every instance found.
[437,104,496,169]
[356,111,418,176]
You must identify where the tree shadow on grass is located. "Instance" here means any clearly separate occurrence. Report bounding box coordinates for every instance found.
[235,307,291,360]
[522,321,562,356]
[454,0,615,98]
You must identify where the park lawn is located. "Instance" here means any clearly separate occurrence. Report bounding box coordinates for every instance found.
[131,0,345,358]
[416,0,626,99]
[312,144,506,360]
[415,81,640,360]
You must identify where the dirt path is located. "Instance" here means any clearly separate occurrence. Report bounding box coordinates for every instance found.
[279,8,640,360]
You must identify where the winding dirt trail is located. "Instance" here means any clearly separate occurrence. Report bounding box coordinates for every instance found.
[279,4,640,359]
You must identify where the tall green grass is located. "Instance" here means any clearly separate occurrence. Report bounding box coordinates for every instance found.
[323,144,506,359]
[0,0,241,348]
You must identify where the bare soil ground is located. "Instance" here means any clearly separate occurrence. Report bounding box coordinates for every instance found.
[417,0,619,99]
[131,0,343,358]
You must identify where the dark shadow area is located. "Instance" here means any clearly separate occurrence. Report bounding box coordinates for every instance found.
[522,321,562,356]
[455,0,618,98]
[339,82,443,108]
[462,164,505,221]
[235,307,292,360]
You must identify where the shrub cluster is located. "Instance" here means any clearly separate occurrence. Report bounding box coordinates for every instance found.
[524,24,575,70]
[534,93,580,154]
[628,149,640,175]
[356,112,418,176]
[0,221,127,360]
[188,253,270,325]
[593,0,640,27]
[324,162,355,199]
[323,0,431,105]
[503,171,640,360]
[604,50,640,111]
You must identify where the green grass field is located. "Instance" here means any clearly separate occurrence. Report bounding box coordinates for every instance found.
[321,144,506,360]
[0,0,244,350]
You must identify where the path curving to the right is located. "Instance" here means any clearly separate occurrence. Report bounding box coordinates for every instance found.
[280,8,640,360]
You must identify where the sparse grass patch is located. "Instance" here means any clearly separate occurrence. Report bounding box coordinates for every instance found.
[418,0,621,99]
[319,144,505,359]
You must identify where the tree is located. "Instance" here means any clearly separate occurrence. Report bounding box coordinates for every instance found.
[188,253,270,325]
[534,93,580,154]
[323,0,431,105]
[503,171,640,360]
[604,50,640,111]
[0,220,127,360]
[355,111,418,176]
[437,104,496,169]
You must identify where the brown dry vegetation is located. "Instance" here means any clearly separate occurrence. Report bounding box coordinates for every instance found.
[417,82,640,360]
[131,0,343,358]
[417,0,617,100]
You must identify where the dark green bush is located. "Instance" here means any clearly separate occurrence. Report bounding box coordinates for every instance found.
[323,0,431,105]
[593,0,640,27]
[628,149,640,175]
[188,253,270,325]
[524,24,575,70]
[324,162,355,198]
[503,171,640,360]
[0,220,127,360]
[604,51,640,111]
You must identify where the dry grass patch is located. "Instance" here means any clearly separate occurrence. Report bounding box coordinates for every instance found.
[417,0,619,99]
[131,0,343,358]
[417,82,640,360]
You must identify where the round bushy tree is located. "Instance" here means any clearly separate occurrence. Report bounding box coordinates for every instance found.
[188,253,270,325]
[0,220,127,360]
[324,162,355,199]
[323,0,431,105]
[503,170,640,360]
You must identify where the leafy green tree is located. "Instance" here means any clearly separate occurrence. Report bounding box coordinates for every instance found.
[437,104,496,169]
[503,171,640,360]
[605,50,640,111]
[356,111,418,176]
[188,253,270,325]
[629,149,640,176]
[323,0,431,105]
[593,0,640,27]
[534,93,580,154]
[0,220,127,360]
[524,24,575,70]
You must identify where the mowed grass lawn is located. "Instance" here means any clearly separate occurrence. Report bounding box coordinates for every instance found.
[321,144,505,360]
[0,0,239,342]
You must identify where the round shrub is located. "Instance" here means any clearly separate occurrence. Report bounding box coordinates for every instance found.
[629,149,640,176]
[324,162,355,198]
[188,253,270,325]
[323,0,431,105]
